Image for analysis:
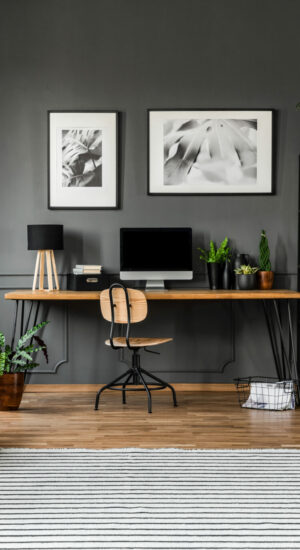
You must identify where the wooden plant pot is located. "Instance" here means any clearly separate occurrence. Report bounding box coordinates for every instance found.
[258,271,274,290]
[0,373,25,410]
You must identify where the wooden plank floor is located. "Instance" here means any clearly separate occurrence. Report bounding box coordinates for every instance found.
[1,390,300,449]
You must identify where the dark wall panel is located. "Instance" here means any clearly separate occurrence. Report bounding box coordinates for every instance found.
[0,0,299,383]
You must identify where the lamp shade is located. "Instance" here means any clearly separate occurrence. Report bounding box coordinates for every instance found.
[27,225,64,250]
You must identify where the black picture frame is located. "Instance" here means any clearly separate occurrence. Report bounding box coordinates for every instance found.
[147,108,275,196]
[48,110,120,210]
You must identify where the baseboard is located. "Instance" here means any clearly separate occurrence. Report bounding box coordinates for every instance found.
[24,383,236,393]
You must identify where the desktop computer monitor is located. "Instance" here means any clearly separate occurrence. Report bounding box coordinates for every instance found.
[120,227,193,289]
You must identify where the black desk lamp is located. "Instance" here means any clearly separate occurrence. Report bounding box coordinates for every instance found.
[27,225,63,291]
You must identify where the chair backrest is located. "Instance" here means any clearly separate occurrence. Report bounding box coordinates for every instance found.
[100,285,148,324]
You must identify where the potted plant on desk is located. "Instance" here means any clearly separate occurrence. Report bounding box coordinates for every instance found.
[221,242,232,289]
[258,229,274,290]
[234,264,259,290]
[198,237,231,290]
[0,322,48,410]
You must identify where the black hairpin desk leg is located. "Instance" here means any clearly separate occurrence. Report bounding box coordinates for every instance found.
[263,299,299,402]
[24,301,41,383]
[10,300,19,350]
[273,300,299,401]
[263,299,282,379]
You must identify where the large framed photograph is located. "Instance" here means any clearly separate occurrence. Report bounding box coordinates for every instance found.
[148,110,274,195]
[48,111,118,209]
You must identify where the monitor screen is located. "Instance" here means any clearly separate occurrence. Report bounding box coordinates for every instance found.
[120,228,192,271]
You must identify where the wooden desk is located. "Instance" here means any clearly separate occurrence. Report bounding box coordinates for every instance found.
[5,288,300,301]
[4,288,300,385]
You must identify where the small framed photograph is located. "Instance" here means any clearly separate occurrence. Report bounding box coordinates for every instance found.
[48,111,118,209]
[148,109,274,195]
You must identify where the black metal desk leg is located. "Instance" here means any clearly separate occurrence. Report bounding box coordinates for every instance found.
[32,301,41,329]
[262,299,282,379]
[277,302,287,379]
[286,300,300,401]
[25,300,41,384]
[10,300,19,350]
[20,300,24,339]
[287,301,298,378]
[24,301,34,333]
[272,300,293,380]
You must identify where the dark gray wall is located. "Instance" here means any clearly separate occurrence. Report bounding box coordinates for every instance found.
[0,0,299,383]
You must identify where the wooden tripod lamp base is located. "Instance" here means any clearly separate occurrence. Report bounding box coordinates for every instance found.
[27,225,64,292]
[32,250,60,291]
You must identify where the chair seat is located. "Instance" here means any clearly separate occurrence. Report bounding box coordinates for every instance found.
[105,337,173,348]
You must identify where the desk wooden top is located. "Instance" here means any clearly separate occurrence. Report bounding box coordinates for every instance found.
[4,289,300,301]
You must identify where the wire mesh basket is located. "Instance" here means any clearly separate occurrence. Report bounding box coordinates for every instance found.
[234,376,298,411]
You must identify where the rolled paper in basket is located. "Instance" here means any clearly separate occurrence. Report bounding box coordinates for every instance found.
[242,381,295,410]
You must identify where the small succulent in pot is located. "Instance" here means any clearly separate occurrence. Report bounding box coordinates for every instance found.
[234,265,259,290]
[258,229,274,290]
[234,265,259,275]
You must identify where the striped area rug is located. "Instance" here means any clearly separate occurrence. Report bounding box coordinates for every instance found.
[0,448,299,549]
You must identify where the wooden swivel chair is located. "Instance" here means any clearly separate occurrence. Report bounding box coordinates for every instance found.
[95,283,177,413]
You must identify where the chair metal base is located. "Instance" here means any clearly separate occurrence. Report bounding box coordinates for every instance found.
[94,350,177,413]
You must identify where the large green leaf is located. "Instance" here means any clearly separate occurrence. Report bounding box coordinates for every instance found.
[12,345,45,364]
[13,362,39,372]
[16,321,48,350]
[13,350,33,363]
[0,332,5,352]
[215,237,229,262]
[209,241,216,262]
[10,358,27,367]
[198,237,231,264]
[0,351,6,375]
[197,247,208,262]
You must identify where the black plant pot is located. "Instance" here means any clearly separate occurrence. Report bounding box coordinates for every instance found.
[222,260,232,289]
[237,273,257,291]
[207,262,221,290]
[233,254,249,289]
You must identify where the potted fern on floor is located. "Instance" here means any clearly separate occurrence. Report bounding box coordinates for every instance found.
[258,229,274,290]
[0,321,48,410]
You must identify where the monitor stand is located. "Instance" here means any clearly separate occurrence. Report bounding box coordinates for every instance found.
[145,280,165,290]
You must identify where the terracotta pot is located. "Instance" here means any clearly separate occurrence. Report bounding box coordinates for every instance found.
[0,373,24,410]
[258,271,274,290]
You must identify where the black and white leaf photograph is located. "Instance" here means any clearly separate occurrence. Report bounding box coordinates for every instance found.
[163,118,257,187]
[48,111,118,209]
[148,110,273,195]
[61,129,102,187]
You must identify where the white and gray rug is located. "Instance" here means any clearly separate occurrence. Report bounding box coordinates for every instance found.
[0,448,299,549]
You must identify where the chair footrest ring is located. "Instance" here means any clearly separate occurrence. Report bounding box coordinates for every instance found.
[105,383,167,392]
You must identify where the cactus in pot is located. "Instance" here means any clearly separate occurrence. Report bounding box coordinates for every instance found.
[258,230,274,290]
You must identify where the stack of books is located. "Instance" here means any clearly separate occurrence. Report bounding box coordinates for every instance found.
[73,265,102,275]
